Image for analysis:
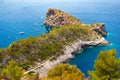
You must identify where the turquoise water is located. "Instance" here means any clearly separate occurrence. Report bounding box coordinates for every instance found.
[0,0,120,77]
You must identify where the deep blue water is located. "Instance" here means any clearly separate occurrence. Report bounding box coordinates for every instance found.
[0,0,120,77]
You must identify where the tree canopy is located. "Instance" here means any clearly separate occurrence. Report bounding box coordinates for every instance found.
[43,64,84,80]
[1,60,23,80]
[88,49,120,80]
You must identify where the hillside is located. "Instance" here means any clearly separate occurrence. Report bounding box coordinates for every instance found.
[0,24,103,69]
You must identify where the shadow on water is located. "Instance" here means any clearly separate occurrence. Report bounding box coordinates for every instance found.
[45,25,53,33]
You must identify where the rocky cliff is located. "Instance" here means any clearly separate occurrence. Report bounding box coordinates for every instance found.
[44,8,107,36]
[44,8,81,27]
[88,23,107,36]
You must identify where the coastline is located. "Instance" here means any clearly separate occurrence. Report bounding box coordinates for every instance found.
[24,37,109,78]
[0,8,110,79]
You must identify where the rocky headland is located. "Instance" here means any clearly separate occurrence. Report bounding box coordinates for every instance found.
[44,8,107,36]
[0,8,109,78]
[25,9,109,77]
[44,8,81,27]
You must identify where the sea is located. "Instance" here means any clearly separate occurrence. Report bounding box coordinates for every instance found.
[0,0,120,77]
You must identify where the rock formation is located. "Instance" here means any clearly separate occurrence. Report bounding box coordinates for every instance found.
[44,8,81,27]
[88,23,107,36]
[44,8,107,36]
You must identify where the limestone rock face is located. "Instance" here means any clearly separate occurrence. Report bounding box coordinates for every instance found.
[44,8,81,27]
[44,8,107,36]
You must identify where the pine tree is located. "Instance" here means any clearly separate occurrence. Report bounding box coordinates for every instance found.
[88,49,120,80]
[1,60,23,80]
[43,64,84,80]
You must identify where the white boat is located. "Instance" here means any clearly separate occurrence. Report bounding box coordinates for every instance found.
[40,16,44,19]
[19,32,25,35]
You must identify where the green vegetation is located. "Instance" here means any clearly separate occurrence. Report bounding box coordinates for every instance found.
[1,45,120,80]
[0,49,6,63]
[0,60,23,80]
[43,64,84,80]
[23,72,39,80]
[88,49,120,80]
[0,24,100,70]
